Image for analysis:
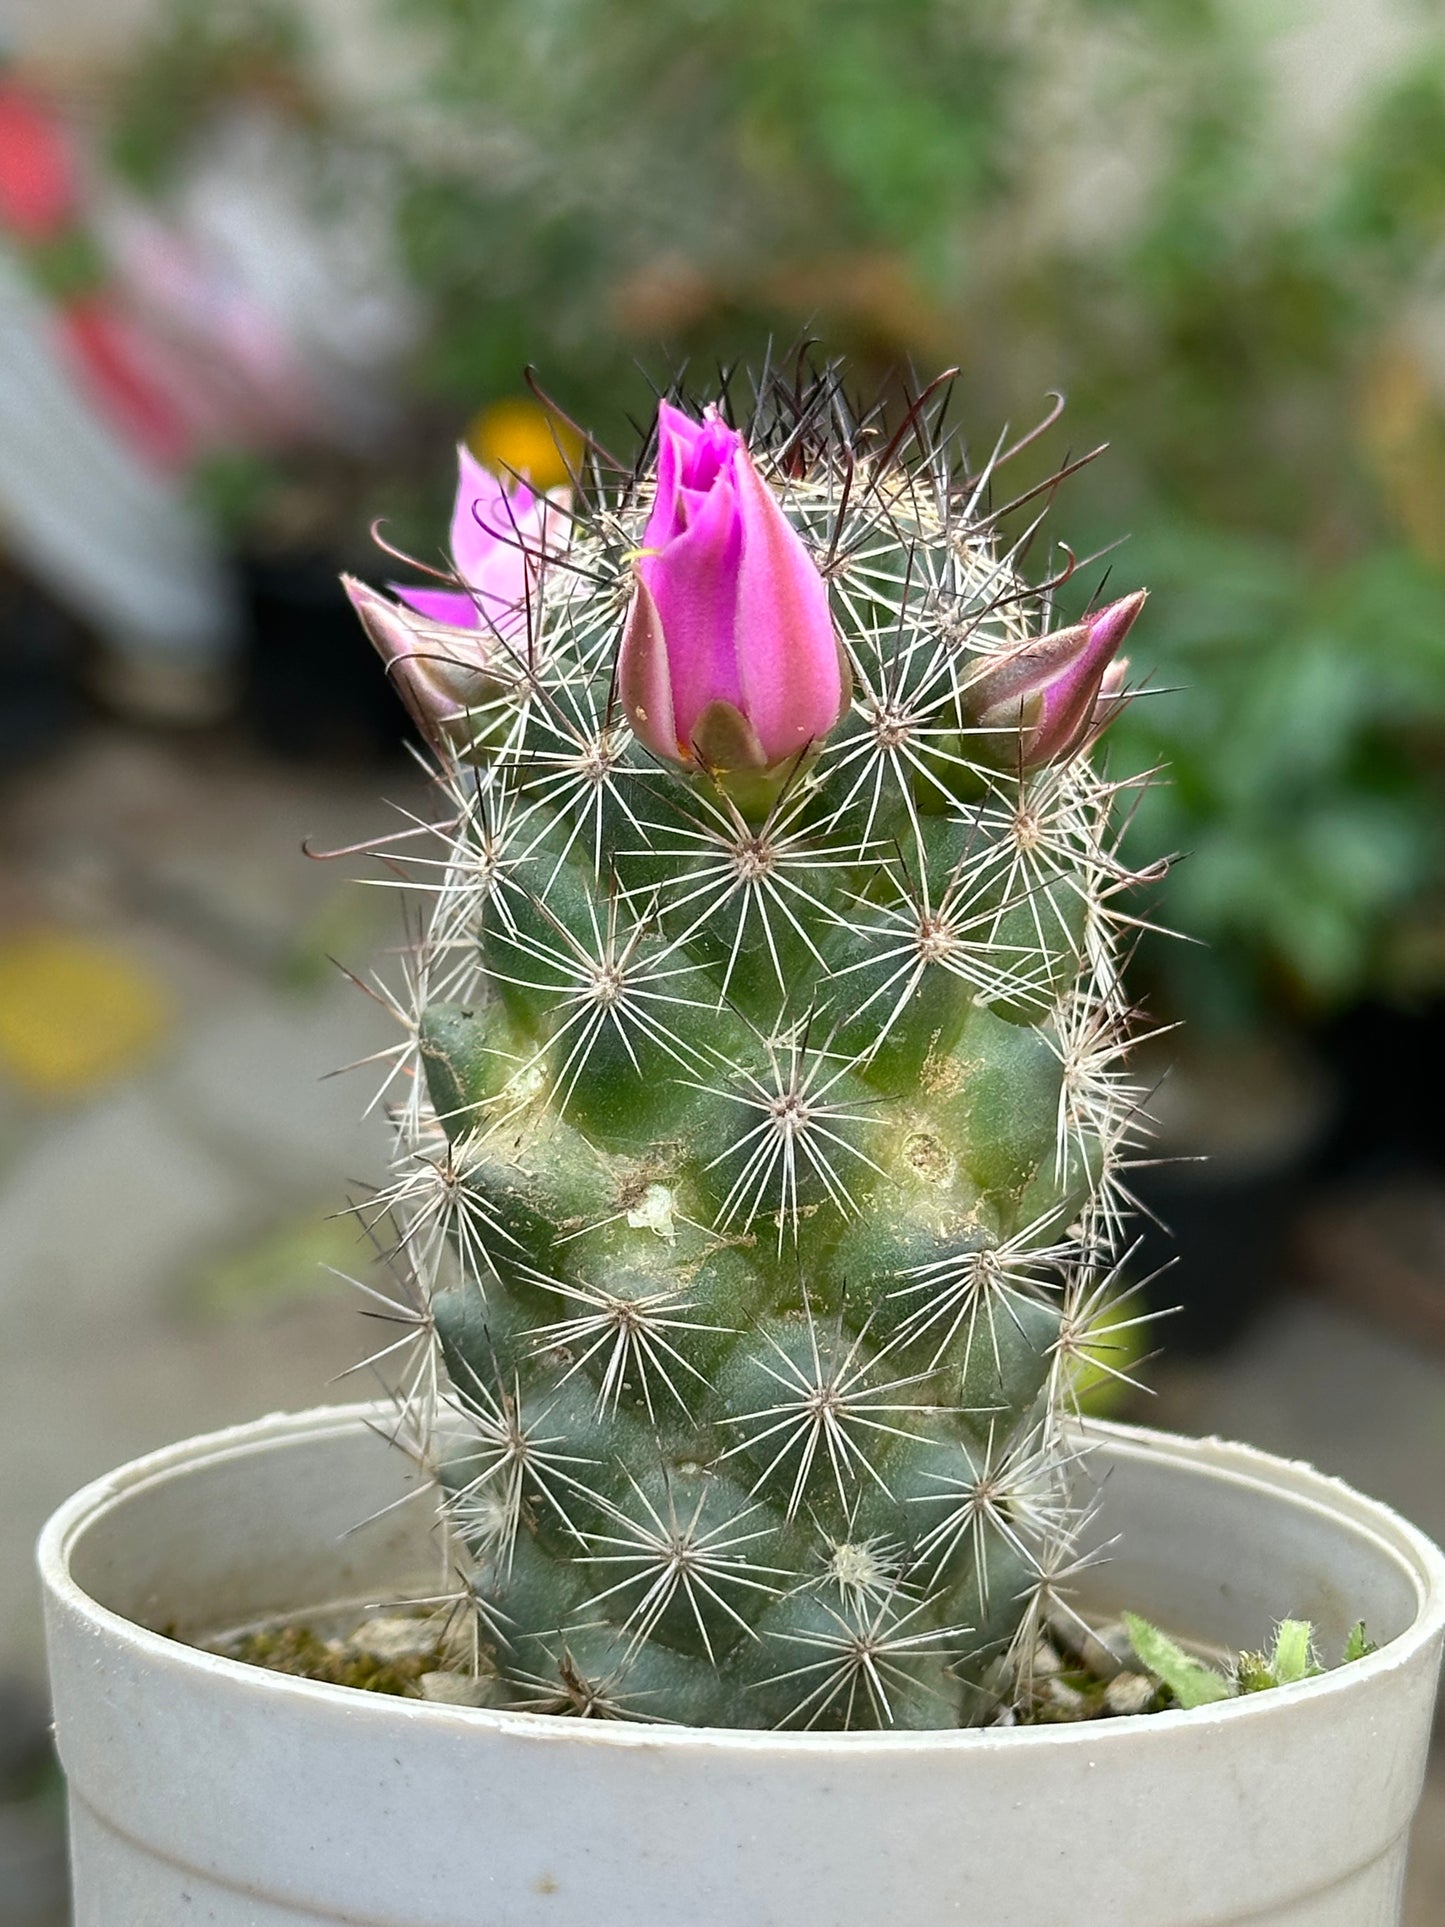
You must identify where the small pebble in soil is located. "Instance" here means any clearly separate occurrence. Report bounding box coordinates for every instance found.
[1103,1670,1160,1717]
[1010,1627,1162,1725]
[418,1670,495,1707]
[349,1615,448,1664]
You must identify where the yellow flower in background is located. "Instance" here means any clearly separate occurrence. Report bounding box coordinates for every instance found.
[0,930,170,1098]
[465,396,581,492]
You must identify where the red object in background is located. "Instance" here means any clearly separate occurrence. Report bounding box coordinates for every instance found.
[0,81,77,241]
[0,77,191,471]
[56,298,196,472]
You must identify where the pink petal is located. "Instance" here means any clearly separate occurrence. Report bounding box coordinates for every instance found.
[644,401,705,549]
[461,538,536,639]
[399,482,552,642]
[638,463,745,746]
[682,406,741,492]
[617,575,678,763]
[449,443,539,590]
[729,444,845,764]
[394,584,484,629]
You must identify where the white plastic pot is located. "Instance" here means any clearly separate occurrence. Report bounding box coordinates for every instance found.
[40,1404,1445,1927]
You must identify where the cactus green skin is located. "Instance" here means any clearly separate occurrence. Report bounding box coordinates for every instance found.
[358,381,1147,1730]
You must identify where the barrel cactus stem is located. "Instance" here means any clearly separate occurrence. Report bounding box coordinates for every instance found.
[345,367,1156,1730]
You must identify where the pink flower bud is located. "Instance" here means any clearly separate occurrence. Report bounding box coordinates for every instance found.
[619,401,848,774]
[343,576,504,751]
[346,445,562,748]
[970,590,1146,770]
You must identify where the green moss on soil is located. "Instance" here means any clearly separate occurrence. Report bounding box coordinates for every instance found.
[222,1623,445,1696]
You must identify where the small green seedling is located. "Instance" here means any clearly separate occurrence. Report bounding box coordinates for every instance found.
[1125,1612,1376,1710]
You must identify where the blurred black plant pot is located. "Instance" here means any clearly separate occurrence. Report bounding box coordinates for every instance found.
[1316,1000,1445,1177]
[0,569,85,775]
[241,551,410,764]
[1132,1034,1338,1356]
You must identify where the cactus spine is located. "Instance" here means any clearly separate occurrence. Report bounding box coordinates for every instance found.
[351,370,1150,1730]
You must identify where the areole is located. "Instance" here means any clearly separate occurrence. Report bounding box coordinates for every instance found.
[39,1403,1445,1927]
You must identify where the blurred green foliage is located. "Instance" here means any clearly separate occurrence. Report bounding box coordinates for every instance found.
[110,0,1445,1032]
[109,0,314,192]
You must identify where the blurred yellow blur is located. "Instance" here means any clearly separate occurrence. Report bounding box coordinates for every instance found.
[466,398,582,491]
[0,930,170,1098]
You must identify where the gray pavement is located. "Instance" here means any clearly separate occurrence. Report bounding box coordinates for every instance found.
[0,729,415,1682]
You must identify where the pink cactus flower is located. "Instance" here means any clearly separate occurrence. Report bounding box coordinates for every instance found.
[969,589,1146,770]
[394,444,555,638]
[619,401,847,774]
[345,445,560,746]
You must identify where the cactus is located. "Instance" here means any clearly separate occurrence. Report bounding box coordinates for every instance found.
[344,368,1152,1731]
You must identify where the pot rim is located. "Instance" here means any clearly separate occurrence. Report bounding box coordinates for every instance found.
[38,1401,1445,1758]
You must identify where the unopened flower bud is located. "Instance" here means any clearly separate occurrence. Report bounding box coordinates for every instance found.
[969,590,1146,770]
[618,401,848,778]
[342,577,506,751]
[345,444,562,749]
